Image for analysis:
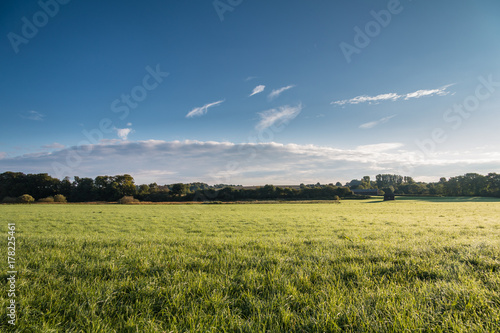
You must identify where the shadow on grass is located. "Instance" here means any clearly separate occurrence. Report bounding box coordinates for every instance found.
[363,196,500,203]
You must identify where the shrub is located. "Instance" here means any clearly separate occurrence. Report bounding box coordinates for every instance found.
[38,196,54,203]
[54,194,67,203]
[18,194,35,204]
[2,196,18,204]
[118,196,139,204]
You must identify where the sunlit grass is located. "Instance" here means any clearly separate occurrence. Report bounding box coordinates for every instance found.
[1,199,499,332]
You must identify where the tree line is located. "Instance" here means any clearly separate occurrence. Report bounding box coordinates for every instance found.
[346,173,500,197]
[0,171,499,203]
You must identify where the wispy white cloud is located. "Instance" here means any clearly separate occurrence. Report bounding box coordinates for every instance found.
[359,115,397,129]
[331,84,454,106]
[0,152,6,159]
[245,76,258,82]
[335,93,400,106]
[1,140,499,185]
[21,110,45,121]
[404,84,454,99]
[42,143,65,149]
[268,85,295,100]
[115,128,133,140]
[186,100,224,118]
[256,104,302,131]
[249,85,265,97]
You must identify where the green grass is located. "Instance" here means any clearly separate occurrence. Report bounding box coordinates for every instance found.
[1,199,500,332]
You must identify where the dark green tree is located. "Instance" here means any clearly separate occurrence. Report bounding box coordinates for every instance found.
[171,183,188,197]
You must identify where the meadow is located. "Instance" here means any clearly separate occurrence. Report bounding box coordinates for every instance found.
[1,198,500,332]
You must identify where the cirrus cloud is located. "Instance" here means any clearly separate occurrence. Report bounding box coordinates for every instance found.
[186,100,225,118]
[331,84,454,106]
[21,110,45,121]
[249,85,265,97]
[359,115,397,129]
[256,104,302,131]
[268,85,295,100]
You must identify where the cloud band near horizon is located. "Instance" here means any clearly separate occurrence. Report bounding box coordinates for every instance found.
[1,140,498,186]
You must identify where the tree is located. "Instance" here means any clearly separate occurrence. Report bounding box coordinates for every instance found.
[347,179,362,189]
[0,172,59,199]
[94,175,115,201]
[54,194,67,203]
[486,173,500,197]
[2,197,18,204]
[171,183,188,197]
[403,176,415,184]
[361,176,371,188]
[138,184,150,196]
[258,184,276,199]
[71,177,95,202]
[382,186,395,195]
[463,173,487,196]
[114,174,136,198]
[59,177,72,198]
[445,177,461,196]
[218,187,236,201]
[427,183,444,196]
[26,173,59,199]
[38,196,54,203]
[18,194,35,204]
[376,174,404,188]
[148,183,159,193]
[118,196,138,204]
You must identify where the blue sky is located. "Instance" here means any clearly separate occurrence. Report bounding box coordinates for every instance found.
[1,0,499,185]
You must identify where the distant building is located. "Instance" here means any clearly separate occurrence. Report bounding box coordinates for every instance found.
[384,193,396,201]
[351,189,381,196]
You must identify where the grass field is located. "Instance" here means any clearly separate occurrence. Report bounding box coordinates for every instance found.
[1,198,500,332]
